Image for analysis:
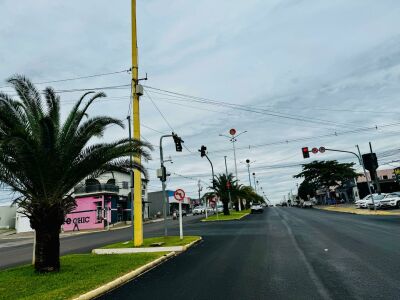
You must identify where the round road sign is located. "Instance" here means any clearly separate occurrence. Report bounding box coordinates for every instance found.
[229,128,236,136]
[174,189,185,202]
[319,147,326,153]
[312,147,319,154]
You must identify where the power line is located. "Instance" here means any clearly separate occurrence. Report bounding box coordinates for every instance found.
[143,85,352,128]
[0,69,131,89]
[144,89,193,153]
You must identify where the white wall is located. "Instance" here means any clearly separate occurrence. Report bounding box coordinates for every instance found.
[15,210,33,233]
[0,206,17,229]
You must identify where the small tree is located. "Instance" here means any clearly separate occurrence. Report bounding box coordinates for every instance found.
[294,160,357,198]
[0,75,151,273]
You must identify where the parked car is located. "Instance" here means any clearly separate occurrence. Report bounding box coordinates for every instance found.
[355,194,376,208]
[216,205,223,213]
[372,193,400,209]
[366,193,387,209]
[301,200,313,208]
[193,206,205,215]
[251,203,263,213]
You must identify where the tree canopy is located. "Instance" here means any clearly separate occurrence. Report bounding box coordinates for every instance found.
[294,160,357,198]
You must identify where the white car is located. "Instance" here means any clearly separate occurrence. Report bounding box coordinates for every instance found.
[192,206,205,215]
[366,193,387,209]
[355,194,382,208]
[251,203,263,213]
[301,200,313,208]
[373,193,400,209]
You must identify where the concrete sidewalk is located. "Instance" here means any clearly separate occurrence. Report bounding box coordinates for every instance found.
[0,217,166,240]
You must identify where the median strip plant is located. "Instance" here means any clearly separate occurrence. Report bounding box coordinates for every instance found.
[0,75,152,273]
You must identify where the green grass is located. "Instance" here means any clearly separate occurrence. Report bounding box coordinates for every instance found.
[202,209,251,222]
[0,253,167,300]
[101,236,201,249]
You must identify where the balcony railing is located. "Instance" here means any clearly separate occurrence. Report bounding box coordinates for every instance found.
[74,184,119,195]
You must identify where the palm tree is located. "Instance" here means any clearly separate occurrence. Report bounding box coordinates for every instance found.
[210,173,241,215]
[0,75,151,273]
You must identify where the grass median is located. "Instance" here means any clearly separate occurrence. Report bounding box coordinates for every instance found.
[101,235,201,249]
[0,252,167,300]
[201,209,250,222]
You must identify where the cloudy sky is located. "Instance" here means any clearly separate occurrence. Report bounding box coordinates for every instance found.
[2,0,400,204]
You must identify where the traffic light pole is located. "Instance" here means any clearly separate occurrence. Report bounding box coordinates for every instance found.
[323,147,374,210]
[204,153,218,218]
[159,134,173,237]
[127,116,134,241]
[356,145,375,210]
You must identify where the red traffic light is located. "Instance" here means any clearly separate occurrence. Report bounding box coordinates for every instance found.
[312,147,319,154]
[302,147,310,159]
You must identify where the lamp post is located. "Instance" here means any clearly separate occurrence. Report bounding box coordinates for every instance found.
[219,129,247,211]
[252,172,256,192]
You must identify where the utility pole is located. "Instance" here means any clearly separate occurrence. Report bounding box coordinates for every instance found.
[131,0,143,246]
[197,180,202,206]
[219,129,247,211]
[245,159,252,187]
[127,116,134,241]
[224,156,232,207]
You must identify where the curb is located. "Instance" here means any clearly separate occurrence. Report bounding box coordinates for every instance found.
[201,213,250,222]
[73,237,202,300]
[315,206,400,216]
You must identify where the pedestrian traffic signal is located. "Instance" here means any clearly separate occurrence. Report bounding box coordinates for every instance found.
[172,133,184,152]
[302,147,310,159]
[199,145,207,157]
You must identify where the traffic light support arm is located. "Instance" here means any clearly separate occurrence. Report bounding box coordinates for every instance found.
[323,148,361,164]
[205,154,215,189]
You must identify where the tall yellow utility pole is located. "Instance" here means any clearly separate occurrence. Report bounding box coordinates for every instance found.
[132,0,143,246]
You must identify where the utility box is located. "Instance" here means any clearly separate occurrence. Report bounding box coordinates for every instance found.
[136,84,144,96]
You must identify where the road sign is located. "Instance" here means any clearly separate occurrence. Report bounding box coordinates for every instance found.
[319,146,326,153]
[312,147,319,154]
[229,128,236,135]
[174,189,185,202]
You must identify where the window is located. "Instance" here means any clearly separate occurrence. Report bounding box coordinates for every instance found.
[122,181,129,189]
[382,175,388,180]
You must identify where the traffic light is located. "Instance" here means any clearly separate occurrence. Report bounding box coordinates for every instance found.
[172,133,184,152]
[156,166,167,182]
[199,145,207,157]
[302,147,310,159]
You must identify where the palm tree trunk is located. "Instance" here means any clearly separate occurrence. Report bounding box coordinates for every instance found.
[223,201,230,215]
[34,224,60,272]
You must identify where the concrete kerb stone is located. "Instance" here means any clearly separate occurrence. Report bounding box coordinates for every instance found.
[75,237,202,300]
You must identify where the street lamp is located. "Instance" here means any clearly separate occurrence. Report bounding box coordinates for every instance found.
[252,172,257,192]
[219,129,247,211]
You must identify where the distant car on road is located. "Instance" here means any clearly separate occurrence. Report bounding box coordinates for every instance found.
[193,206,204,215]
[251,203,263,213]
[281,202,288,207]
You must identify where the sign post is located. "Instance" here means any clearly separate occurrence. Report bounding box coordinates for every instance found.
[174,189,185,240]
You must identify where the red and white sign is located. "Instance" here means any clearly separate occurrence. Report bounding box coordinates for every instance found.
[229,128,236,136]
[312,147,319,154]
[174,189,186,202]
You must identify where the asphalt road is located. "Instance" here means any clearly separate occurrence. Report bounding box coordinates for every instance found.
[0,215,203,269]
[99,207,400,300]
